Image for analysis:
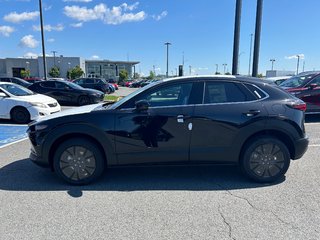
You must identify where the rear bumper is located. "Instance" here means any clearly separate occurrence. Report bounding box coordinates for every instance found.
[292,136,309,160]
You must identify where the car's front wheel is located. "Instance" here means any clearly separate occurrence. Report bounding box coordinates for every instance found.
[240,136,290,183]
[11,107,30,124]
[53,138,105,185]
[78,96,90,106]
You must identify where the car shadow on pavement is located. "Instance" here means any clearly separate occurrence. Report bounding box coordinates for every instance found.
[0,159,284,197]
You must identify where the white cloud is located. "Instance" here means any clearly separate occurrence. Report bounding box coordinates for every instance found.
[47,38,55,43]
[121,2,139,11]
[64,4,106,22]
[19,35,39,48]
[70,22,83,28]
[91,55,100,60]
[23,52,38,58]
[0,25,15,37]
[152,11,168,21]
[44,5,52,11]
[4,11,39,23]
[64,2,146,25]
[63,0,92,2]
[285,54,305,60]
[33,24,64,32]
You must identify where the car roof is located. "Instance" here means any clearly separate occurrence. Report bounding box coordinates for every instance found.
[159,75,272,86]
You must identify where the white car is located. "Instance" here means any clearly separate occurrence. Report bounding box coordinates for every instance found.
[0,82,61,123]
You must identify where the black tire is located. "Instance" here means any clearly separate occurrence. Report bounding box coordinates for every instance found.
[10,107,30,124]
[53,138,105,185]
[240,136,290,183]
[78,96,90,106]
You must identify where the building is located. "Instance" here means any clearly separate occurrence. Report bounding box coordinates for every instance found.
[85,60,138,80]
[266,70,295,78]
[0,56,139,79]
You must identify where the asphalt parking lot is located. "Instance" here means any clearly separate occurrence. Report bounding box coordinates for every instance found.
[0,92,320,239]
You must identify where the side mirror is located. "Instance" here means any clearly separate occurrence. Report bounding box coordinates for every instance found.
[135,100,150,112]
[0,92,7,98]
[309,83,318,90]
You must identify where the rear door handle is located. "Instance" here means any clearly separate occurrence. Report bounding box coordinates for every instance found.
[243,110,260,117]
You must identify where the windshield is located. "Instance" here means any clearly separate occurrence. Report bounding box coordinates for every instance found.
[280,74,315,88]
[0,84,34,96]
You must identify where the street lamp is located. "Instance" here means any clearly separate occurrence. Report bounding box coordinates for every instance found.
[248,33,253,76]
[164,42,171,78]
[39,0,47,80]
[270,59,276,70]
[215,64,219,74]
[189,65,192,76]
[296,55,300,75]
[223,63,227,74]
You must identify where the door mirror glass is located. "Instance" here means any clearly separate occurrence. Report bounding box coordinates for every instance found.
[135,100,150,112]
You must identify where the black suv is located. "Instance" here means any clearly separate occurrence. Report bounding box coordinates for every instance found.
[73,78,113,94]
[28,76,309,185]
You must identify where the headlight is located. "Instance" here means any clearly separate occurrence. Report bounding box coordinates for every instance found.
[30,102,47,108]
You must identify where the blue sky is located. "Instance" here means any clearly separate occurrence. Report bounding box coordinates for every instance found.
[0,0,319,76]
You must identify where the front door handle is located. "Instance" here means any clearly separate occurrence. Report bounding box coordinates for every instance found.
[243,110,260,117]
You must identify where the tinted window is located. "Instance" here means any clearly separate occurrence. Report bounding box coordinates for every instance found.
[74,78,85,84]
[40,81,55,88]
[204,82,249,104]
[55,82,68,89]
[244,84,267,99]
[123,83,193,108]
[0,84,34,96]
[85,79,95,84]
[0,78,10,82]
[280,73,315,88]
[309,76,320,86]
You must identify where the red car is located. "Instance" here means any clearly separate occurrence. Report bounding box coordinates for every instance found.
[107,79,118,90]
[280,71,320,114]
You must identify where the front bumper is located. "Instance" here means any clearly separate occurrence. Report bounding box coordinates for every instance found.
[292,136,309,160]
[28,104,61,120]
[29,146,50,168]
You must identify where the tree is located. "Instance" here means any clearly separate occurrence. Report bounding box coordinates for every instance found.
[257,73,264,78]
[70,65,84,80]
[147,70,155,80]
[48,67,60,78]
[119,69,129,85]
[20,69,30,78]
[215,72,221,75]
[225,72,231,75]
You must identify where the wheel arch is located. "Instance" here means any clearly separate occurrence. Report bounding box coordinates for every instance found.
[42,124,116,170]
[239,129,295,162]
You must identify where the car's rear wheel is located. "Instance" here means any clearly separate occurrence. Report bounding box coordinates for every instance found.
[240,137,290,183]
[53,138,105,185]
[78,96,90,106]
[11,107,30,124]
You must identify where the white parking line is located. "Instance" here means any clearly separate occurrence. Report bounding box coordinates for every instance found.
[309,144,320,147]
[305,122,320,125]
[0,124,28,127]
[0,138,28,149]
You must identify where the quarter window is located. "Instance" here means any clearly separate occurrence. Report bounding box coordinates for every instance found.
[204,82,250,104]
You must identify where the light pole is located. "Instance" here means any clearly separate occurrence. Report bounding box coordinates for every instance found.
[223,63,227,74]
[164,42,171,78]
[252,0,264,77]
[39,0,47,80]
[51,50,57,67]
[215,64,219,74]
[270,59,276,70]
[296,55,300,75]
[248,33,253,76]
[238,52,245,74]
[232,0,242,75]
[189,65,192,75]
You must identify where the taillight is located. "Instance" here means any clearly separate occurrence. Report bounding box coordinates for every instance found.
[287,102,307,112]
